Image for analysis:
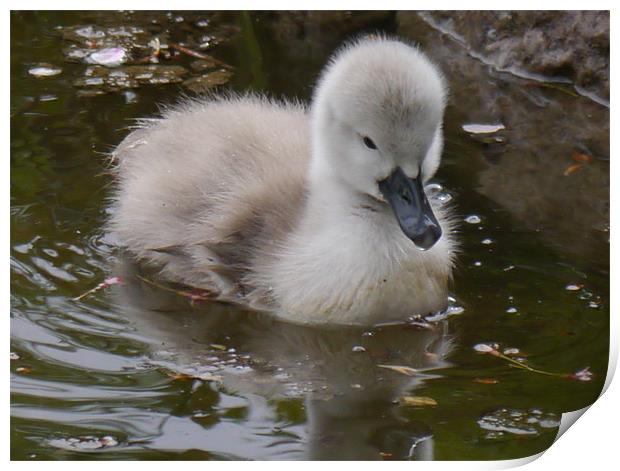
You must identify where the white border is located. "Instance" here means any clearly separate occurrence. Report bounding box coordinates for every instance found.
[5,2,616,468]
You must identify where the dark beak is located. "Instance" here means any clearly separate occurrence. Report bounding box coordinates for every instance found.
[378,166,442,250]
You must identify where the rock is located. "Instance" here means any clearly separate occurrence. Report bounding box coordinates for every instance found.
[396,13,609,271]
[414,11,609,101]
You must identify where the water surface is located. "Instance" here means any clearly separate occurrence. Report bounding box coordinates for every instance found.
[11,11,609,460]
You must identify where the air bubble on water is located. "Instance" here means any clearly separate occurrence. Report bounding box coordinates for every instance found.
[465,215,482,224]
[425,183,452,205]
[478,408,560,438]
[122,90,138,104]
[506,307,518,314]
[425,301,464,322]
[578,290,593,300]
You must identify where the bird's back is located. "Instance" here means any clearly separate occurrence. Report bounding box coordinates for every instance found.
[109,96,311,302]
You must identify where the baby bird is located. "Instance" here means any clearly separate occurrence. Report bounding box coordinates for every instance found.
[109,36,456,326]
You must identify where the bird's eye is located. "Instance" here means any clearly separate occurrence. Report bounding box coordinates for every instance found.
[363,136,377,150]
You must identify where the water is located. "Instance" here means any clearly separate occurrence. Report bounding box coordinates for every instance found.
[11,11,609,460]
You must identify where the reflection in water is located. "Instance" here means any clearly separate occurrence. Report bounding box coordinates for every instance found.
[113,258,453,460]
[11,10,608,461]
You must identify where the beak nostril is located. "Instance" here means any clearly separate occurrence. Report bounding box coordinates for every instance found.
[399,188,412,204]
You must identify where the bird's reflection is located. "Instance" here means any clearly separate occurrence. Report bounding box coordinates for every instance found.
[112,259,455,460]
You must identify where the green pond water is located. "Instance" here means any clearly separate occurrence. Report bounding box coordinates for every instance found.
[11,11,609,460]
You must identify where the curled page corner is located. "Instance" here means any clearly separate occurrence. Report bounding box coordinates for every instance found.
[556,406,590,442]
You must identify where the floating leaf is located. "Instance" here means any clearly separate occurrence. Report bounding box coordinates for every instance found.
[182,69,233,93]
[190,59,219,72]
[399,396,438,407]
[16,367,33,374]
[377,364,418,376]
[473,378,499,384]
[572,152,593,164]
[563,163,583,176]
[74,65,188,93]
[210,343,227,351]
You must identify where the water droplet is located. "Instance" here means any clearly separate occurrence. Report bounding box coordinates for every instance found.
[506,307,518,314]
[122,90,138,104]
[474,261,482,267]
[465,215,481,224]
[436,193,453,204]
[352,345,366,353]
[447,305,465,315]
[481,238,493,245]
[565,284,582,291]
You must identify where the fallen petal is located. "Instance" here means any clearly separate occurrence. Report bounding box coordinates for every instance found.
[87,47,127,67]
[473,343,494,353]
[568,367,593,382]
